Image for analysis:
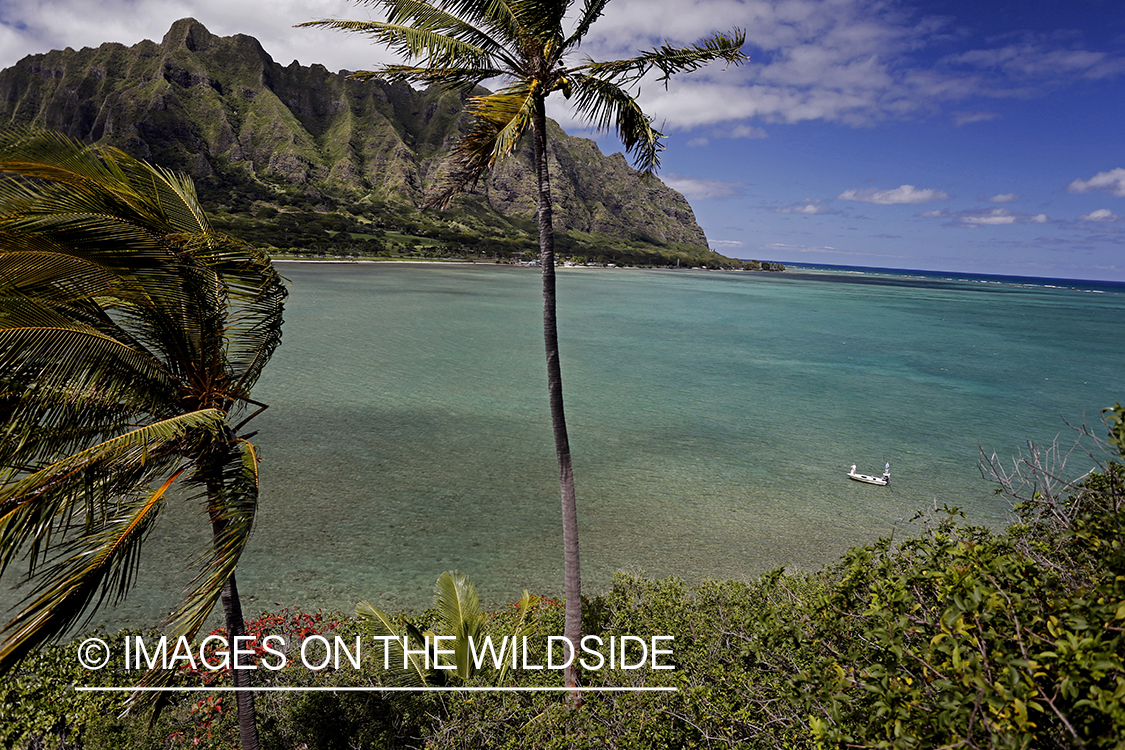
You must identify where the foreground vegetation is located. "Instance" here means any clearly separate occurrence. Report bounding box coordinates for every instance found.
[4,418,1122,749]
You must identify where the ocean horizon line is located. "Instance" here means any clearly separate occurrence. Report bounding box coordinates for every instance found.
[775,261,1125,290]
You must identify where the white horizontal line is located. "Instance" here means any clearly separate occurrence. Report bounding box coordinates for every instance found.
[76,686,677,693]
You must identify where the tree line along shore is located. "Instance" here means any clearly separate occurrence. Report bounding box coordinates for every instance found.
[208,198,784,272]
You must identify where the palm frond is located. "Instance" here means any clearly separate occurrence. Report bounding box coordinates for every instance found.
[0,129,286,401]
[575,29,747,86]
[510,0,569,50]
[467,85,537,163]
[113,155,211,235]
[428,0,521,45]
[356,600,431,686]
[351,64,504,91]
[0,129,125,205]
[496,588,540,683]
[0,251,121,305]
[0,129,209,240]
[298,19,494,71]
[378,0,523,58]
[424,83,536,208]
[163,232,286,398]
[566,73,663,172]
[0,134,225,369]
[433,570,485,679]
[562,0,610,52]
[0,207,189,289]
[164,440,260,641]
[0,466,185,673]
[0,324,175,400]
[0,409,228,576]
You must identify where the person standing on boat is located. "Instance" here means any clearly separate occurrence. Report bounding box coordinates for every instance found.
[883,462,891,484]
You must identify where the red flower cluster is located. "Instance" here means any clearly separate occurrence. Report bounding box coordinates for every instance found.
[167,606,337,746]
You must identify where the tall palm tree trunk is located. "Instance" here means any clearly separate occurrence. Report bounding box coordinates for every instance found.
[210,482,260,750]
[219,572,260,750]
[531,96,582,700]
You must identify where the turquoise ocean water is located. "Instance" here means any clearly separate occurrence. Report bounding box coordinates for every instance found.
[3,262,1124,627]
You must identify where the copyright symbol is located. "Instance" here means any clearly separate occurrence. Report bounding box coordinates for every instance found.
[77,638,111,670]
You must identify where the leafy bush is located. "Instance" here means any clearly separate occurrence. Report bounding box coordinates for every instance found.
[763,509,1124,748]
[0,634,123,749]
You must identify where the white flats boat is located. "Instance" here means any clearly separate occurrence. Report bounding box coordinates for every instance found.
[849,462,890,485]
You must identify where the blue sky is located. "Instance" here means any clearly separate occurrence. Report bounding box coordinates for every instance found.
[2,0,1124,280]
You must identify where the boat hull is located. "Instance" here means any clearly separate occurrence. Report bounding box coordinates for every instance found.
[848,472,888,485]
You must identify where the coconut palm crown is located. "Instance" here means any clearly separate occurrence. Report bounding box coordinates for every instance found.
[0,127,285,715]
[303,1,746,206]
[302,0,746,694]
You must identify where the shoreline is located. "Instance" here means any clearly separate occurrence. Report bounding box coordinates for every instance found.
[268,257,776,273]
[271,258,474,265]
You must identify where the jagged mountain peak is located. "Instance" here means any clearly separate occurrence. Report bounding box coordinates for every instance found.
[161,17,218,52]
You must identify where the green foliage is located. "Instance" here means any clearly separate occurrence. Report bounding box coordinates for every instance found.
[1104,403,1125,457]
[771,515,1123,747]
[356,571,544,685]
[0,629,145,750]
[423,576,814,749]
[207,195,756,268]
[752,440,1125,749]
[0,609,434,749]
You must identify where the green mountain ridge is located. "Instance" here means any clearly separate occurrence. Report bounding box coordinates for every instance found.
[0,18,773,268]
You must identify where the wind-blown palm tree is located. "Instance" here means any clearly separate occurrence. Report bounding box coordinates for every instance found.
[356,570,540,685]
[302,0,745,694]
[0,127,286,749]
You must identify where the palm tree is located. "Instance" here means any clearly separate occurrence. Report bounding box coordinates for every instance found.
[356,570,540,685]
[302,0,746,696]
[0,127,286,750]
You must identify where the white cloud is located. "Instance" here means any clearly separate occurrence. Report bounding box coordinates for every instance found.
[778,199,828,214]
[987,193,1020,203]
[963,210,1017,225]
[709,239,745,248]
[953,111,1000,126]
[838,184,951,204]
[946,37,1125,81]
[556,1,1125,132]
[1068,168,1125,197]
[0,0,399,74]
[1079,208,1121,222]
[660,174,746,200]
[921,207,1051,227]
[683,123,766,147]
[729,124,769,139]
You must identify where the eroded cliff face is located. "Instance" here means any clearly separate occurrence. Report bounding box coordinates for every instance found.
[0,18,709,249]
